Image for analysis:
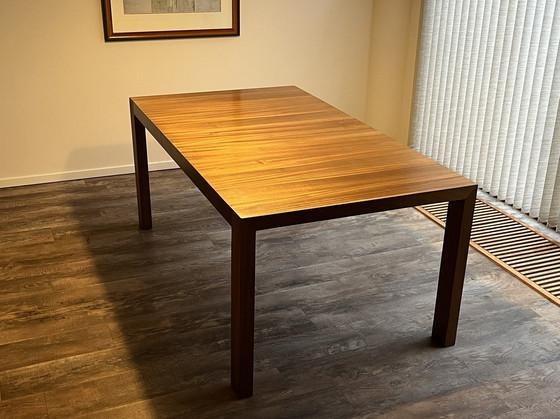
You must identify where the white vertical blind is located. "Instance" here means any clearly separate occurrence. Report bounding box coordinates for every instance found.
[411,0,560,232]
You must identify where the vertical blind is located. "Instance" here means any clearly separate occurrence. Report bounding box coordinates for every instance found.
[411,0,560,232]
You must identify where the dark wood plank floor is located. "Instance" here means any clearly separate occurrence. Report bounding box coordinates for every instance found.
[1,169,559,418]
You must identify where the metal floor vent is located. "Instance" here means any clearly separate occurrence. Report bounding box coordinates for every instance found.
[417,198,560,307]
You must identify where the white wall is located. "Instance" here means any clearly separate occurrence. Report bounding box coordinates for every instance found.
[0,0,373,187]
[365,0,422,145]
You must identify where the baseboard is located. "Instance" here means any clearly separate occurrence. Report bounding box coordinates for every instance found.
[0,160,179,188]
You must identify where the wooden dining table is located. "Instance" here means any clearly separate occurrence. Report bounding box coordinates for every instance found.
[129,86,477,398]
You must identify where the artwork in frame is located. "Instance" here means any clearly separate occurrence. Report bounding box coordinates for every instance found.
[101,0,240,41]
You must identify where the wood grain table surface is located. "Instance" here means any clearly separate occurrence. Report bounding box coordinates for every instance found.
[129,86,477,398]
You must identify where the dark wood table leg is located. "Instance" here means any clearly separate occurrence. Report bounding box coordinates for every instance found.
[432,187,477,347]
[131,113,152,230]
[231,217,257,398]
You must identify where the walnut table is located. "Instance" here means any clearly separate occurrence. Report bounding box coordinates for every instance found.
[129,86,477,398]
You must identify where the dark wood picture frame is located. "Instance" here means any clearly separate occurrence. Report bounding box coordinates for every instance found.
[102,0,240,41]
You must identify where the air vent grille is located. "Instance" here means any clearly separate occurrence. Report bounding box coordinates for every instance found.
[418,199,560,306]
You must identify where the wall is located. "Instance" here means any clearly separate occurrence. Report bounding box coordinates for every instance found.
[365,0,422,145]
[0,0,373,187]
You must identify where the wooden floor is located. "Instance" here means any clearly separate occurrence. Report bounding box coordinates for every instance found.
[1,169,560,418]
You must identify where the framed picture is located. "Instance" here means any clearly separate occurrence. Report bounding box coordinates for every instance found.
[101,0,240,41]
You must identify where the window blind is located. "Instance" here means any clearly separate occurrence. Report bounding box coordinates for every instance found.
[411,0,560,232]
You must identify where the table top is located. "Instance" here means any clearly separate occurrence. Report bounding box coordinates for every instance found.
[131,86,475,222]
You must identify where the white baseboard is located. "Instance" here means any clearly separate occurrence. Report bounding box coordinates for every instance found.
[0,160,179,188]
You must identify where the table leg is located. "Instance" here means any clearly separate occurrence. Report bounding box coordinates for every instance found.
[432,189,476,347]
[131,115,152,230]
[231,218,256,398]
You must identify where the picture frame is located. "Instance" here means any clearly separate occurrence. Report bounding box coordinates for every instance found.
[101,0,240,41]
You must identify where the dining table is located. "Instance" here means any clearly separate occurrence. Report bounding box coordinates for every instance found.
[129,85,477,398]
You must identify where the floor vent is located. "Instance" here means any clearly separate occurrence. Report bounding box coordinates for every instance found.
[417,198,560,307]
